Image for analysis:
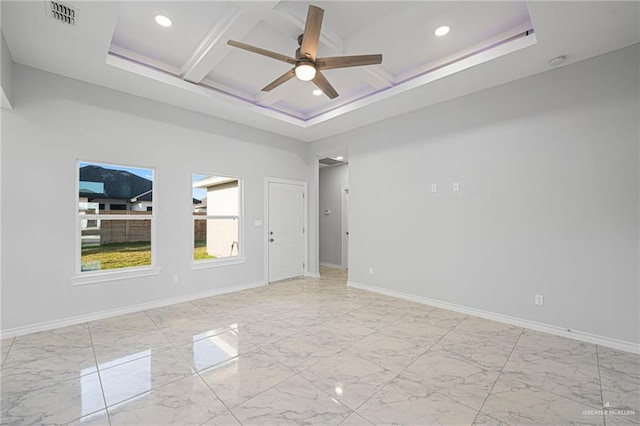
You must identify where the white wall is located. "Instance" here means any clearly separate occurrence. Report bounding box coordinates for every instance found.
[206,181,239,257]
[319,164,348,266]
[1,65,311,332]
[311,44,640,345]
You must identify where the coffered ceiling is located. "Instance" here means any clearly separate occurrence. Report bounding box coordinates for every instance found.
[1,1,639,141]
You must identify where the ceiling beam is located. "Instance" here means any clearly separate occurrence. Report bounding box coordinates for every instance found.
[181,2,280,84]
[180,4,244,82]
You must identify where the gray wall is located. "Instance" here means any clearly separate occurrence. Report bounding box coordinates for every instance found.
[319,164,348,267]
[0,30,13,108]
[1,65,311,331]
[311,44,640,344]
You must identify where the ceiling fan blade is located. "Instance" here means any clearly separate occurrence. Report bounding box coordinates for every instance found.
[262,68,296,92]
[312,71,339,99]
[227,40,296,65]
[300,5,324,61]
[316,54,383,70]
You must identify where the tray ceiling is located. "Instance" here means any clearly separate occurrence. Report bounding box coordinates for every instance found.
[108,1,534,121]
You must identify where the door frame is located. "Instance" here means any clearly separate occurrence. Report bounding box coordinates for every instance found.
[264,177,308,283]
[341,185,349,269]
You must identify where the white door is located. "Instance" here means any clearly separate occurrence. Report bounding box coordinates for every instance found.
[341,186,349,268]
[268,181,305,282]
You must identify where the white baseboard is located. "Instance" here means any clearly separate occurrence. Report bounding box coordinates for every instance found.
[0,280,267,340]
[305,271,320,278]
[347,280,640,355]
[320,262,347,270]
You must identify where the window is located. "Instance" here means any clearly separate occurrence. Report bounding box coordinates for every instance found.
[192,174,242,263]
[77,161,155,274]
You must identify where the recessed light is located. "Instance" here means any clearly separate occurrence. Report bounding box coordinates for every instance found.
[434,25,450,37]
[548,55,567,67]
[312,89,323,96]
[336,156,344,160]
[155,15,172,27]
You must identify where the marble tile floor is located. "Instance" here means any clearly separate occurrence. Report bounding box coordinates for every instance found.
[0,266,638,425]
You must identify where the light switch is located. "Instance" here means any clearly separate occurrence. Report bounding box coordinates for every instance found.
[452,182,459,192]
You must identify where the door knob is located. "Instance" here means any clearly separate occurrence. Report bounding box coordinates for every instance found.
[269,238,275,242]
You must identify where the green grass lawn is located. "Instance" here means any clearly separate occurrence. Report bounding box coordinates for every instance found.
[81,240,215,271]
[81,241,151,271]
[194,240,215,261]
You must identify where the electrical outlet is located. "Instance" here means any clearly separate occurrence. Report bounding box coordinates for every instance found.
[431,184,437,193]
[172,275,180,285]
[535,295,544,305]
[368,267,374,275]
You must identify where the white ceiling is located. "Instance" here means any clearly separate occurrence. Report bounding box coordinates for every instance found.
[1,1,639,142]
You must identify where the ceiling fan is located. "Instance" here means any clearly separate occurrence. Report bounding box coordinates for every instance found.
[227,5,383,99]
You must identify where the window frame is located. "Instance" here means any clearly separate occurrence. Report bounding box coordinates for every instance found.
[191,172,246,270]
[71,160,160,286]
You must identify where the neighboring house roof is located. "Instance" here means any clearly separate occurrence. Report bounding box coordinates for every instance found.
[194,199,206,212]
[80,165,205,205]
[79,165,152,202]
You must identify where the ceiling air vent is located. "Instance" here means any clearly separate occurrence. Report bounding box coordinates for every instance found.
[319,158,345,166]
[47,1,77,26]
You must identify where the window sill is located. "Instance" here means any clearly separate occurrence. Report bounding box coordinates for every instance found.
[71,267,162,286]
[190,257,246,270]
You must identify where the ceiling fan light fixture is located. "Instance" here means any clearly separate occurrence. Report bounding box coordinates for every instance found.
[155,15,172,27]
[434,25,450,37]
[295,63,316,81]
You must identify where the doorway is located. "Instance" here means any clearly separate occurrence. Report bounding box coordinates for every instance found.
[266,178,307,282]
[341,185,349,269]
[318,159,349,270]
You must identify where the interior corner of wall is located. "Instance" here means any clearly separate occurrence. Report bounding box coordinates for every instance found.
[0,30,14,109]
